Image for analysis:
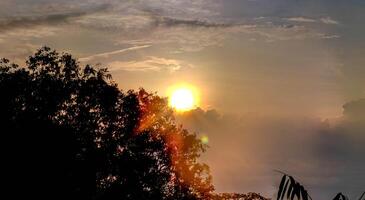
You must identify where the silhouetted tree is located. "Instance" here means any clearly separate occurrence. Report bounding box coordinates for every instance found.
[0,47,214,200]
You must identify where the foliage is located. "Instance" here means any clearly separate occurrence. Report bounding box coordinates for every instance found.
[213,192,269,200]
[332,193,349,200]
[277,174,311,200]
[276,173,364,200]
[358,193,365,200]
[0,47,213,199]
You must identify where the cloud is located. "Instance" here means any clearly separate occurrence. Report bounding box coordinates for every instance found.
[343,98,365,120]
[0,0,342,61]
[319,34,340,39]
[154,16,231,28]
[74,13,232,39]
[284,16,339,25]
[286,17,317,23]
[0,12,84,30]
[0,26,60,42]
[71,2,342,49]
[107,56,193,72]
[175,99,365,199]
[320,17,339,25]
[136,0,219,18]
[236,23,339,42]
[0,2,110,44]
[0,4,109,32]
[0,0,343,75]
[113,20,339,54]
[313,99,365,196]
[143,26,232,52]
[78,45,152,62]
[72,0,222,31]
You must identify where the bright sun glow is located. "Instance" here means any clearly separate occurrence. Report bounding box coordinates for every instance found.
[168,85,199,112]
[170,88,195,111]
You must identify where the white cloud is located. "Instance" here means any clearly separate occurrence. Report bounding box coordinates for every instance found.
[107,56,193,72]
[236,23,339,42]
[286,17,316,23]
[285,16,339,25]
[320,17,339,25]
[79,45,151,62]
[319,34,340,39]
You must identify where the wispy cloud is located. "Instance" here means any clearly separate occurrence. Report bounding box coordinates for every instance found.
[235,23,340,42]
[0,26,60,41]
[79,45,151,62]
[286,17,317,23]
[0,0,343,59]
[320,17,339,25]
[285,16,339,25]
[0,4,109,32]
[320,34,340,39]
[154,16,231,28]
[108,56,193,72]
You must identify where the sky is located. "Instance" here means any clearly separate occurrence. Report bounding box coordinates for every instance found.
[0,0,364,199]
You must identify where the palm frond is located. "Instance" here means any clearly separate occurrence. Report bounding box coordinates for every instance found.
[357,192,365,200]
[276,173,311,200]
[333,193,348,200]
[276,171,364,200]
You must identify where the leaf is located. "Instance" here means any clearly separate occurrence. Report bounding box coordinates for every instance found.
[333,193,348,200]
[289,176,297,200]
[358,192,365,200]
[278,175,287,200]
[276,173,313,200]
[290,182,300,200]
[300,185,308,200]
[287,182,294,200]
[281,179,290,200]
[333,193,341,200]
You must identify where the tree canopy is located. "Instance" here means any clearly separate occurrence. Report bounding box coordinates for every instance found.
[0,47,214,200]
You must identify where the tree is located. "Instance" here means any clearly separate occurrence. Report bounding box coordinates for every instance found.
[0,47,214,199]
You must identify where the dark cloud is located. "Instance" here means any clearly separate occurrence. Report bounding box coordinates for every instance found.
[154,16,232,28]
[176,100,365,199]
[343,98,365,120]
[0,12,82,29]
[175,107,221,132]
[312,99,365,198]
[0,4,109,31]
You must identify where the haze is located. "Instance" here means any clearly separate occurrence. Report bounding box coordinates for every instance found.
[0,0,364,199]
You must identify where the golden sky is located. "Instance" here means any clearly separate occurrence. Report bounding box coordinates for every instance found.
[0,0,364,199]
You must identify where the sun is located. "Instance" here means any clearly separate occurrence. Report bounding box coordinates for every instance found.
[170,88,195,111]
[168,85,199,112]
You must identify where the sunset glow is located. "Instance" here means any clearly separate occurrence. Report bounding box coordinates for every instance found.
[170,88,195,111]
[168,85,199,112]
[2,0,365,198]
